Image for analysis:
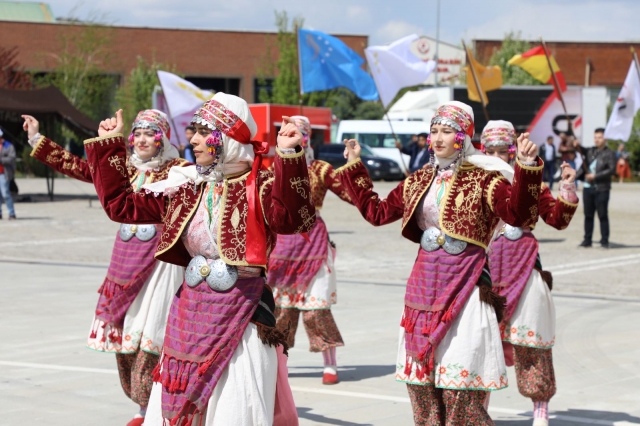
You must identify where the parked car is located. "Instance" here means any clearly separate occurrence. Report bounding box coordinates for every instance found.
[317,143,404,181]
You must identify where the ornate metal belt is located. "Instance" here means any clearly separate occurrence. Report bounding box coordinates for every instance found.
[119,224,157,242]
[499,224,524,241]
[185,255,238,292]
[420,227,467,255]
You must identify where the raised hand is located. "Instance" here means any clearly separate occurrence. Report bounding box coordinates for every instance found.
[343,139,361,162]
[560,161,576,182]
[98,109,125,137]
[21,115,39,139]
[277,116,303,149]
[516,132,539,163]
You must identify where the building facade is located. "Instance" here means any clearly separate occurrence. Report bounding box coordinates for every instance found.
[0,20,369,102]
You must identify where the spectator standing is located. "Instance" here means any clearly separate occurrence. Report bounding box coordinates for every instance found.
[558,132,577,169]
[0,129,16,220]
[183,125,196,163]
[575,128,616,248]
[394,132,430,173]
[616,143,632,183]
[540,135,557,189]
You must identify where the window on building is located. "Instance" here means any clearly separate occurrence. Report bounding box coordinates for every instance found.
[185,77,241,96]
[254,78,274,103]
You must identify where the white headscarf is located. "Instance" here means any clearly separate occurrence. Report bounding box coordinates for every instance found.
[127,109,180,172]
[431,101,514,181]
[143,93,258,195]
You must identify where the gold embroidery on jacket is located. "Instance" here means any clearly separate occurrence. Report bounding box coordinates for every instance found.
[290,177,309,199]
[108,155,127,177]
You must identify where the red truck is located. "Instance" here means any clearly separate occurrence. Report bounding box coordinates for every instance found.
[249,104,333,168]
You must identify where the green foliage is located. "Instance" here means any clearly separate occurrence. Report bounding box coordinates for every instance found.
[115,56,179,129]
[488,32,542,86]
[606,105,640,173]
[270,11,304,105]
[36,23,117,121]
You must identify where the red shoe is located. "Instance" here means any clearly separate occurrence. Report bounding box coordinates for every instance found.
[126,417,144,426]
[322,372,339,385]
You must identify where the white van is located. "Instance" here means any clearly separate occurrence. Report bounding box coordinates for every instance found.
[335,120,429,174]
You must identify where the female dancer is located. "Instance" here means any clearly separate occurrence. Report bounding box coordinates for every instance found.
[85,93,313,425]
[268,116,352,385]
[337,101,543,425]
[23,110,187,426]
[481,120,578,426]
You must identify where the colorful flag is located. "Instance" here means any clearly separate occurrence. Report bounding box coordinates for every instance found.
[604,60,640,141]
[298,28,378,101]
[508,46,567,95]
[364,34,436,108]
[157,71,213,117]
[465,47,502,105]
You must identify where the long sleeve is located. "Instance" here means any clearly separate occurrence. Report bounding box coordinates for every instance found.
[596,150,616,180]
[538,184,579,230]
[336,158,404,226]
[261,147,316,235]
[487,158,544,228]
[30,136,93,183]
[1,143,16,167]
[323,163,353,204]
[84,133,166,224]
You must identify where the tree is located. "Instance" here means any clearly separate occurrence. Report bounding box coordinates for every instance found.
[0,46,33,89]
[37,23,117,121]
[488,32,542,86]
[115,56,179,129]
[259,10,383,120]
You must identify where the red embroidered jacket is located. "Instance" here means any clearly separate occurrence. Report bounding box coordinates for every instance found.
[84,134,315,268]
[308,160,352,209]
[30,135,188,187]
[533,183,578,230]
[337,158,544,249]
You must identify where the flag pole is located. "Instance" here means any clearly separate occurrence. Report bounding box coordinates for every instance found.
[461,40,490,122]
[585,57,592,87]
[156,72,182,152]
[630,47,640,82]
[296,26,304,115]
[540,38,572,133]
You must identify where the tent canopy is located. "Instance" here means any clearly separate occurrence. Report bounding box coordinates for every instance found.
[0,86,98,137]
[387,87,452,122]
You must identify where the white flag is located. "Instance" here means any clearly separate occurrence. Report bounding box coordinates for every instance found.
[157,71,213,117]
[365,34,437,108]
[604,60,640,141]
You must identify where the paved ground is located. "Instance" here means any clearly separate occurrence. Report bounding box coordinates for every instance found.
[1,177,640,425]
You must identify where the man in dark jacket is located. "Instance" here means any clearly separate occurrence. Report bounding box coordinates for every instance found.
[395,132,430,173]
[575,128,616,248]
[0,129,16,219]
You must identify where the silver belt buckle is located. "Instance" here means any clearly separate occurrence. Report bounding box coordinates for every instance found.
[185,255,238,292]
[119,224,157,242]
[501,225,524,241]
[420,227,467,255]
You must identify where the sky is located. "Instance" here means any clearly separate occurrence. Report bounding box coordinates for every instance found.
[47,0,637,46]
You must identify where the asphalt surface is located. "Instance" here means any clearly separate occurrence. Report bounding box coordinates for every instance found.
[1,177,639,425]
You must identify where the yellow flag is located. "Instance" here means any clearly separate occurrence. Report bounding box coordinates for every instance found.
[465,48,503,104]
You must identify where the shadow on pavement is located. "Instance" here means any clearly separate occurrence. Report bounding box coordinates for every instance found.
[607,242,640,249]
[537,238,566,244]
[297,407,373,426]
[16,193,98,203]
[288,364,395,382]
[495,408,640,425]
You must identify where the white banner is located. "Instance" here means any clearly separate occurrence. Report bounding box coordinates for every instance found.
[604,60,640,141]
[365,34,436,108]
[527,87,582,150]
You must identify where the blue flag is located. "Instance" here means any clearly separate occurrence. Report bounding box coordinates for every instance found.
[298,28,379,101]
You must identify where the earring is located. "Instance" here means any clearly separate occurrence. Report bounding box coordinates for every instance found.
[206,130,223,158]
[454,132,465,151]
[427,134,434,155]
[508,145,517,161]
[127,133,135,149]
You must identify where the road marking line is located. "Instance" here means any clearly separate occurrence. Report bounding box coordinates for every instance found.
[548,253,640,271]
[551,259,640,276]
[0,360,624,425]
[0,236,113,248]
[0,360,117,375]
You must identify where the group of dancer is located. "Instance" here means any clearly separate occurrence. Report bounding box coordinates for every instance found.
[21,94,578,425]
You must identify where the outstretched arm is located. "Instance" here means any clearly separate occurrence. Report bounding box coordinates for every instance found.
[323,163,353,205]
[538,162,579,230]
[336,139,404,226]
[262,116,316,234]
[85,110,166,224]
[23,115,93,183]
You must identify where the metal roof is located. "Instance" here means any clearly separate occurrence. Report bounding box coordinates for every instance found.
[0,2,55,23]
